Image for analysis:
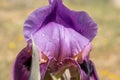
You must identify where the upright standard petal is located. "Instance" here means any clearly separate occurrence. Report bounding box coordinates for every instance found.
[55,2,98,41]
[24,5,52,42]
[24,0,97,42]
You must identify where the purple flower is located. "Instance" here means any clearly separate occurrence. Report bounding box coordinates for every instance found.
[12,0,98,80]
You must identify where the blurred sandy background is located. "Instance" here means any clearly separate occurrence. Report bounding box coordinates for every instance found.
[0,0,120,80]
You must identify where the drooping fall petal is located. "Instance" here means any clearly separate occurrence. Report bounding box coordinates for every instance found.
[12,45,31,80]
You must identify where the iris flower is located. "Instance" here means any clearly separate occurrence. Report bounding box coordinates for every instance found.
[12,0,98,80]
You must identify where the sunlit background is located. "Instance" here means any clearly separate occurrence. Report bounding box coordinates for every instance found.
[0,0,120,80]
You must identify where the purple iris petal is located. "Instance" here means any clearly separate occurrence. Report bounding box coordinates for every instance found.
[80,60,98,80]
[33,22,89,60]
[24,0,97,42]
[13,0,98,80]
[12,45,32,80]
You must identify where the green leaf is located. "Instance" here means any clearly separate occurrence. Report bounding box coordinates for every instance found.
[50,74,61,80]
[62,69,71,80]
[29,36,40,80]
